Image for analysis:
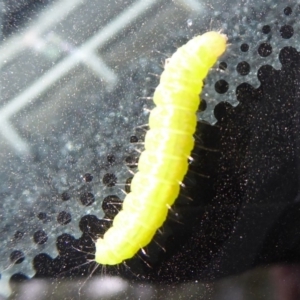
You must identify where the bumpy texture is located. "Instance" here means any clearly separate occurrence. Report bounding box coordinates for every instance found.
[95,32,227,265]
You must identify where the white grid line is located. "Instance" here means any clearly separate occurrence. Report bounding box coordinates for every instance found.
[0,0,85,67]
[0,0,161,155]
[0,0,200,155]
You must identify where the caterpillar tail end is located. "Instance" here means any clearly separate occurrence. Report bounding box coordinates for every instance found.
[95,238,122,265]
[202,31,227,58]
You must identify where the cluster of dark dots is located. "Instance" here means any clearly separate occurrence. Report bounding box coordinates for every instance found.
[7,31,161,273]
[11,228,49,265]
[96,134,139,235]
[10,232,26,265]
[100,154,119,187]
[9,163,109,265]
[77,195,123,239]
[78,134,138,233]
[78,133,140,238]
[23,187,77,259]
[10,166,99,265]
[210,6,295,101]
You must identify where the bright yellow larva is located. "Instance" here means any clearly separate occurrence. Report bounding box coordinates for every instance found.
[95,31,227,265]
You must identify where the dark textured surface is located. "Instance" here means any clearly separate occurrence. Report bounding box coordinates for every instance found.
[2,0,300,299]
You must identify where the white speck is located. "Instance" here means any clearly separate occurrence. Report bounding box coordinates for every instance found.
[187,19,193,27]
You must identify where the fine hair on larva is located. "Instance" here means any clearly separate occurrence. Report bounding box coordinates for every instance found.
[95,31,228,265]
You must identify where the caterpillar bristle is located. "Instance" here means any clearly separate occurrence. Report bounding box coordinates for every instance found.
[148,72,160,78]
[153,49,169,58]
[195,144,220,152]
[138,96,153,100]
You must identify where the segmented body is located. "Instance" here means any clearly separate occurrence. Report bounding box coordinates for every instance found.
[95,31,227,265]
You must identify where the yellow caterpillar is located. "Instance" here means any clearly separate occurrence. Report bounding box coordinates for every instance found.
[95,31,227,265]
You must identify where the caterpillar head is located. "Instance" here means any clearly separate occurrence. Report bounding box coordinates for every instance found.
[200,31,227,58]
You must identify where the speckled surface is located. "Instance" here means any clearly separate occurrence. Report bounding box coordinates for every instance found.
[1,0,300,298]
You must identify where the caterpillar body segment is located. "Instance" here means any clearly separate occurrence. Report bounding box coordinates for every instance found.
[95,31,227,265]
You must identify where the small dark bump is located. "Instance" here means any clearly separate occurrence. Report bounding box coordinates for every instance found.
[10,250,25,264]
[80,192,95,206]
[37,212,47,221]
[199,99,207,112]
[130,136,138,143]
[107,155,116,164]
[56,233,75,254]
[280,24,294,39]
[83,173,93,182]
[279,46,299,65]
[240,43,249,52]
[57,211,72,225]
[214,80,229,94]
[258,42,272,57]
[14,231,24,240]
[33,230,48,245]
[102,195,122,217]
[125,156,138,168]
[284,6,292,15]
[236,61,250,76]
[219,61,227,70]
[61,191,70,201]
[125,177,133,193]
[262,25,271,34]
[102,173,117,187]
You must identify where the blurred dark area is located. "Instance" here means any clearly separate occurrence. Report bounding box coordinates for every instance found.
[2,0,54,38]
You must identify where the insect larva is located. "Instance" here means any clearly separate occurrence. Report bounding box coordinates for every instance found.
[95,31,227,265]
